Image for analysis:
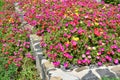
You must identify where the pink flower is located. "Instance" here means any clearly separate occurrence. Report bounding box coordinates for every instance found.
[30,20,37,26]
[117,49,120,53]
[64,62,69,68]
[71,40,77,46]
[65,42,69,48]
[16,64,21,67]
[98,52,102,55]
[82,54,86,58]
[88,55,91,59]
[86,50,90,55]
[108,57,112,62]
[77,60,82,64]
[114,59,119,64]
[111,51,115,55]
[70,27,77,33]
[19,48,23,51]
[100,48,104,51]
[82,59,87,63]
[97,62,102,66]
[87,59,91,64]
[111,45,118,49]
[78,28,84,35]
[26,52,32,58]
[96,56,100,59]
[3,43,7,47]
[63,53,73,59]
[4,52,9,55]
[53,61,60,67]
[101,58,106,62]
[63,33,67,37]
[50,45,53,50]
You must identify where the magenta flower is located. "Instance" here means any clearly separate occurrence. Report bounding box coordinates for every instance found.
[63,53,73,59]
[101,58,106,62]
[50,45,53,50]
[70,27,77,33]
[82,59,87,63]
[108,57,112,62]
[53,61,60,67]
[111,51,115,55]
[77,60,82,64]
[64,62,69,68]
[117,49,120,53]
[98,52,102,55]
[78,28,84,35]
[114,59,119,64]
[63,33,67,37]
[87,59,91,64]
[26,52,32,58]
[111,45,118,49]
[19,48,23,51]
[65,42,69,48]
[97,62,102,66]
[30,20,37,26]
[100,48,104,51]
[86,50,90,55]
[71,40,77,46]
[16,64,21,67]
[59,44,64,52]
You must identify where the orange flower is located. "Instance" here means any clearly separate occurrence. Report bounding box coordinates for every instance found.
[107,51,111,55]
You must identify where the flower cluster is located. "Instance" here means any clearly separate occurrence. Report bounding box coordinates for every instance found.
[6,0,120,68]
[0,0,35,76]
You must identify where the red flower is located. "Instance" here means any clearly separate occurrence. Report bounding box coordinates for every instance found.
[94,28,103,37]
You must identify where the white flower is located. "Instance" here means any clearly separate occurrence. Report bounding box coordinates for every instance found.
[92,47,96,50]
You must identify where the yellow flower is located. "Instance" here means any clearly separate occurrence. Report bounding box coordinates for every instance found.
[9,18,14,23]
[97,53,99,56]
[72,37,79,41]
[75,8,79,16]
[67,41,70,44]
[94,22,99,26]
[89,9,93,13]
[64,28,67,31]
[95,18,98,21]
[75,12,79,16]
[102,6,106,9]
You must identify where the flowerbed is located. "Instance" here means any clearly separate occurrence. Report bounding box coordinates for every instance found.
[7,0,120,68]
[0,1,40,80]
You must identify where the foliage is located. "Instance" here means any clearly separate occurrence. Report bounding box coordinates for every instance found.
[0,0,4,11]
[0,1,40,80]
[104,0,120,5]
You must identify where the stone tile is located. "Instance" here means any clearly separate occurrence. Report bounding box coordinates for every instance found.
[50,76,62,80]
[111,66,120,78]
[14,2,19,6]
[81,70,99,80]
[96,0,101,2]
[32,40,40,44]
[34,43,40,50]
[30,34,41,41]
[96,69,116,78]
[43,61,55,72]
[49,69,80,80]
[75,66,88,72]
[24,24,34,30]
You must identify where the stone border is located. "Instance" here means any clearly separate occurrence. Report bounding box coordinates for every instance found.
[30,34,120,80]
[14,2,120,80]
